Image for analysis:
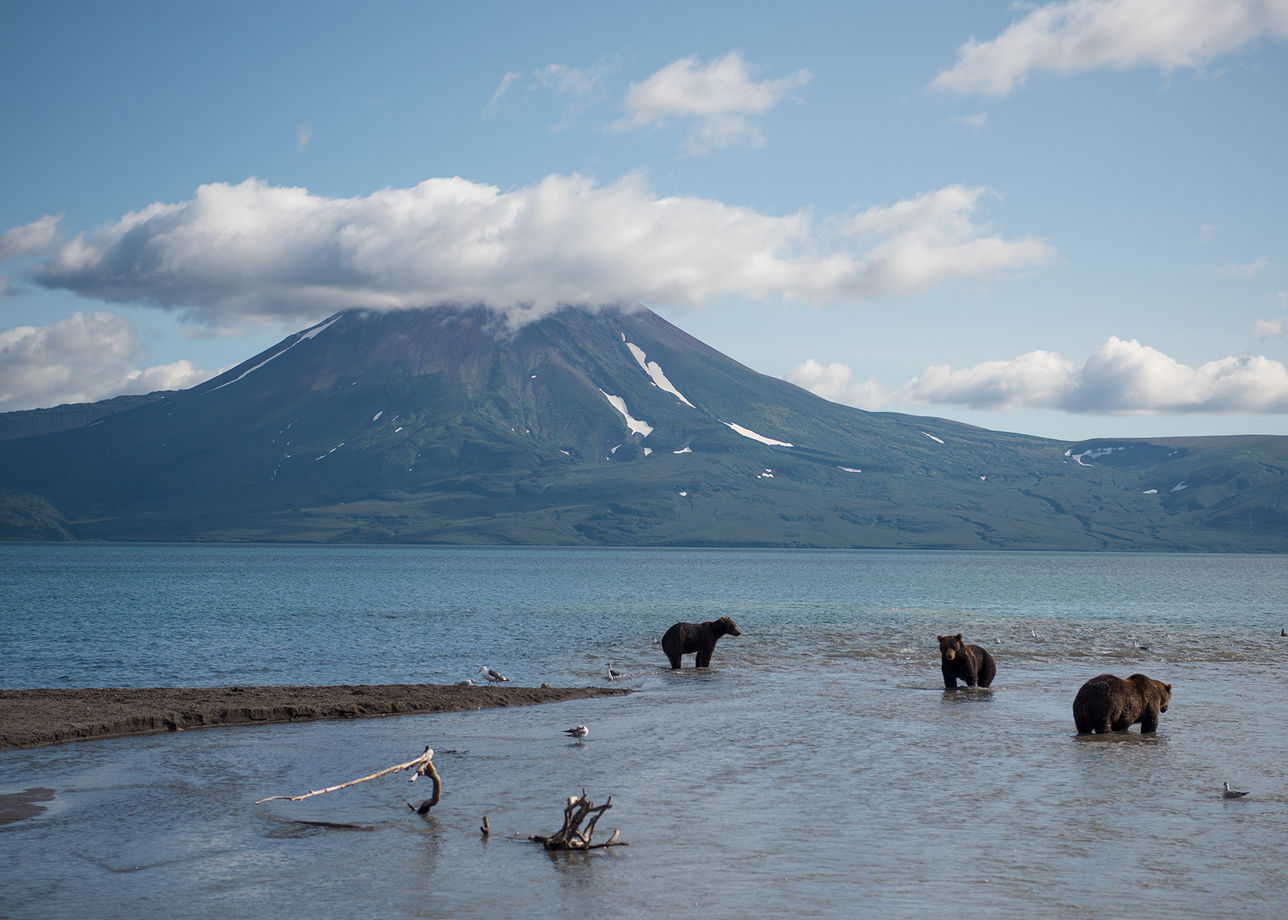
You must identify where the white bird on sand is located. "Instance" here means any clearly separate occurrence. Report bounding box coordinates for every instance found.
[478,666,510,683]
[563,725,589,740]
[606,663,622,681]
[456,679,476,686]
[1223,782,1249,799]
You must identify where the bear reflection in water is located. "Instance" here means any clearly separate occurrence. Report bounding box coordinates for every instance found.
[1072,673,1173,734]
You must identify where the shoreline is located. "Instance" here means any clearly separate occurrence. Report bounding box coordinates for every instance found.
[0,683,630,751]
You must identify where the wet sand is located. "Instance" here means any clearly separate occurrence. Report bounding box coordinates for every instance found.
[0,683,630,751]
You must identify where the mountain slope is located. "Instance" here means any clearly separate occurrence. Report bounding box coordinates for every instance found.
[1,305,1285,549]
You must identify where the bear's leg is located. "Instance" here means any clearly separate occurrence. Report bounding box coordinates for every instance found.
[941,665,957,689]
[695,649,711,668]
[978,654,996,688]
[1139,709,1159,732]
[667,653,682,669]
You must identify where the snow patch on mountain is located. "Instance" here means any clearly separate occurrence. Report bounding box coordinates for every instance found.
[624,340,695,407]
[724,421,793,447]
[209,314,341,393]
[314,441,344,461]
[1064,445,1125,466]
[921,431,944,444]
[599,390,653,437]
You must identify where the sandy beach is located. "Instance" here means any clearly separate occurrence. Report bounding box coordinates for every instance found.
[0,683,630,751]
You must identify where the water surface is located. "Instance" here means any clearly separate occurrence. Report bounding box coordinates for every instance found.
[2,545,1286,918]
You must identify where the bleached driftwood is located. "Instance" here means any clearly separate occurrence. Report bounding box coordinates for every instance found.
[529,790,627,851]
[255,745,440,813]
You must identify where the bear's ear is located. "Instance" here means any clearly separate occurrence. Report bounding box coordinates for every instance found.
[1164,683,1173,692]
[955,633,963,640]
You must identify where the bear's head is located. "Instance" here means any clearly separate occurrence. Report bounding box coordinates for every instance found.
[1128,673,1172,712]
[938,634,966,661]
[716,616,741,637]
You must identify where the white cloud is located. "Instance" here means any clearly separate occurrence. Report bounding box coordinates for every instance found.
[1215,256,1270,277]
[840,185,1053,296]
[485,59,616,126]
[0,214,62,260]
[1197,223,1220,243]
[931,0,1288,96]
[15,174,1053,329]
[485,71,523,114]
[0,311,218,410]
[784,358,898,410]
[1255,317,1285,339]
[618,52,811,153]
[297,123,313,151]
[950,112,990,130]
[789,336,1288,415]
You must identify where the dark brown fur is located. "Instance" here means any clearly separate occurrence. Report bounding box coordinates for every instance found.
[937,633,996,688]
[1073,673,1172,734]
[661,617,741,669]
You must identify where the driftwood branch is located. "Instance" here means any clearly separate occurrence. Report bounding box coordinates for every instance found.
[529,790,628,851]
[255,746,439,807]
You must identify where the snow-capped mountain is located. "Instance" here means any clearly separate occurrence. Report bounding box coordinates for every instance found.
[1,305,1285,549]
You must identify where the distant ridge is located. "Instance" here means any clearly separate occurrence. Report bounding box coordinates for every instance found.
[1,305,1285,550]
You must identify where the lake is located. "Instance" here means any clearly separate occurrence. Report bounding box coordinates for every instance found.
[2,544,1286,918]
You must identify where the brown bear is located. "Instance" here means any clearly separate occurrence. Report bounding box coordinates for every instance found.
[1072,673,1172,734]
[937,633,996,688]
[661,616,741,669]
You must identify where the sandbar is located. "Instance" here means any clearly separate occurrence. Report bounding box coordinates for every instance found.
[0,683,630,751]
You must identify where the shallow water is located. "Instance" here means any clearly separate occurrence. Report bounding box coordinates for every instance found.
[2,545,1287,918]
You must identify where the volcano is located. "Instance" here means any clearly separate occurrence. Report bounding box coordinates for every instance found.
[1,305,1286,549]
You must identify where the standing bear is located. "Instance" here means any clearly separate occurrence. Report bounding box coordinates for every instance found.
[1072,673,1172,734]
[937,633,996,688]
[662,616,741,669]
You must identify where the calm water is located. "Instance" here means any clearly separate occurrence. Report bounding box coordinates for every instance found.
[2,544,1287,919]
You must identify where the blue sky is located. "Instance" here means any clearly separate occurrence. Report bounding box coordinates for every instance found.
[2,0,1286,441]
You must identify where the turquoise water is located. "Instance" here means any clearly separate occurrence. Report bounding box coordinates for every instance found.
[2,545,1287,918]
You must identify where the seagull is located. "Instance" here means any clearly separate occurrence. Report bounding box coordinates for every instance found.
[563,725,589,740]
[477,666,510,683]
[1223,782,1249,799]
[606,663,622,681]
[456,679,476,686]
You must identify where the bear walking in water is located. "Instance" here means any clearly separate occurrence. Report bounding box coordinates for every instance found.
[937,633,996,688]
[661,617,741,669]
[1073,673,1172,734]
